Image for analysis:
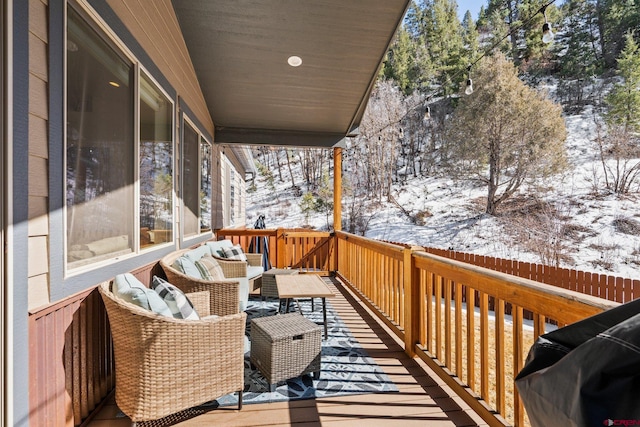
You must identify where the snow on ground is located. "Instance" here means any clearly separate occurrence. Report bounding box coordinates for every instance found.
[247,106,640,281]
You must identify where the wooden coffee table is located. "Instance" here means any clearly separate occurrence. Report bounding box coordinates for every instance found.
[275,274,335,339]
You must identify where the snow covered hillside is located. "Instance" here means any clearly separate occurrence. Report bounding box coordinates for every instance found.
[246,105,640,281]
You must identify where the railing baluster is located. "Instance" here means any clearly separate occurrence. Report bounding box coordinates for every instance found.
[426,271,434,353]
[495,298,505,416]
[513,306,525,427]
[444,279,452,368]
[480,291,489,401]
[455,282,463,379]
[435,275,443,361]
[466,285,475,390]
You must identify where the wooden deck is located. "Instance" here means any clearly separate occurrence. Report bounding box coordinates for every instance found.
[87,277,488,427]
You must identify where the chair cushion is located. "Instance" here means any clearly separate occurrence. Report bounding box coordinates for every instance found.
[220,245,248,262]
[195,254,225,280]
[112,273,173,318]
[172,255,202,279]
[183,245,211,263]
[237,277,250,311]
[247,265,264,280]
[151,276,200,320]
[205,239,234,257]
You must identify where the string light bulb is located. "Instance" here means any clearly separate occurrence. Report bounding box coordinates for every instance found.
[465,78,474,95]
[542,6,554,43]
[464,65,473,95]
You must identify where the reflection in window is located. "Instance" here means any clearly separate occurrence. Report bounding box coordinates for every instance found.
[66,7,134,267]
[200,137,212,232]
[139,72,173,249]
[183,122,199,236]
[230,168,235,224]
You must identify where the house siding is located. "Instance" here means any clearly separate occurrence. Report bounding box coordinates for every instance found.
[25,1,226,425]
[105,0,214,136]
[28,0,50,311]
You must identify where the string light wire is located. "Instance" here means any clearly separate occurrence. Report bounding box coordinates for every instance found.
[365,0,558,139]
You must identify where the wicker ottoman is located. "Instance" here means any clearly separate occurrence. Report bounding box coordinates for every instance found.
[250,313,322,392]
[261,268,299,299]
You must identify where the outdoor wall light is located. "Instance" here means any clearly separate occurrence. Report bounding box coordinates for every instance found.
[287,55,302,67]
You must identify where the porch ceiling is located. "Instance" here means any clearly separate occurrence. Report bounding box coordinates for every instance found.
[171,0,410,147]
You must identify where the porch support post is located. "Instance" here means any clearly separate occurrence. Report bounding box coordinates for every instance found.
[403,246,424,357]
[276,228,286,268]
[333,147,342,231]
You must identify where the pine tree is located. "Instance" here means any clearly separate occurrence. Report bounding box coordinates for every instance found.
[424,0,469,95]
[605,32,640,133]
[462,10,480,62]
[599,0,640,69]
[444,53,568,215]
[383,27,416,94]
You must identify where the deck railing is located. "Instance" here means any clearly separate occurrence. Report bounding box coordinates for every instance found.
[218,228,623,425]
[334,230,619,426]
[216,228,334,274]
[30,227,626,426]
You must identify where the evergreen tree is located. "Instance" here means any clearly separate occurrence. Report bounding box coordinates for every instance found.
[599,0,640,69]
[605,32,640,133]
[554,0,601,109]
[384,1,434,94]
[462,10,480,62]
[425,0,469,95]
[444,53,567,215]
[476,5,488,30]
[383,27,417,94]
[557,0,601,78]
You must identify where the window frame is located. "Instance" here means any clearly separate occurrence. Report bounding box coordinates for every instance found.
[138,67,176,252]
[180,114,213,246]
[62,2,178,278]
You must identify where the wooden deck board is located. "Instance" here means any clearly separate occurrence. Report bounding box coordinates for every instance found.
[87,277,488,427]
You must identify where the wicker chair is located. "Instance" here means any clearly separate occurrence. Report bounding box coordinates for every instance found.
[160,248,249,316]
[98,281,246,424]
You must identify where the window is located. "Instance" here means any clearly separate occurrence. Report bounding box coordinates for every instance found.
[66,7,135,268]
[139,72,173,248]
[230,168,235,224]
[66,6,175,270]
[200,137,212,232]
[182,120,212,236]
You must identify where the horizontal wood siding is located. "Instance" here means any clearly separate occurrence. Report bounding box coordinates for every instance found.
[106,0,213,135]
[28,0,51,310]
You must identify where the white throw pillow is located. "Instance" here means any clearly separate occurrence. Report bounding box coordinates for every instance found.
[112,273,173,318]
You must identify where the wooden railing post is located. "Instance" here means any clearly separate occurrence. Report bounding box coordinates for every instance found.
[276,228,286,268]
[333,147,342,231]
[403,246,423,357]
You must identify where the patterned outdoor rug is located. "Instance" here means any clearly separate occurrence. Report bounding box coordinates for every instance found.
[205,296,398,407]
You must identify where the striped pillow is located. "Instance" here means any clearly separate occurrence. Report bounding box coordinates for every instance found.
[195,254,225,280]
[151,276,200,320]
[221,244,248,262]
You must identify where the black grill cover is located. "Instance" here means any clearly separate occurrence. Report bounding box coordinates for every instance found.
[515,298,640,427]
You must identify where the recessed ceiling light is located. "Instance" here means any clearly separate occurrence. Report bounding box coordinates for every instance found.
[287,55,302,67]
[109,81,120,88]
